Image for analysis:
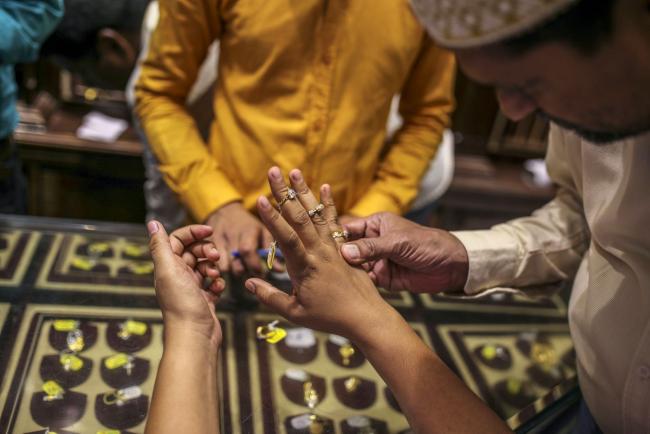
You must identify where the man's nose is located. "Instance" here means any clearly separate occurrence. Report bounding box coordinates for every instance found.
[496,88,538,122]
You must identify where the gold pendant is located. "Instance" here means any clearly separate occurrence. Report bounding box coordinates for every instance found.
[266,241,277,270]
[344,376,361,393]
[339,343,355,366]
[303,381,320,409]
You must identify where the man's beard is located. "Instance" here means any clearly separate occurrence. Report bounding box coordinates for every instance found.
[539,112,650,144]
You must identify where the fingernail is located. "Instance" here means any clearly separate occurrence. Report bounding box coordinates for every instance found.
[341,244,359,259]
[259,196,271,210]
[290,170,301,181]
[245,280,256,294]
[147,221,158,236]
[270,167,281,180]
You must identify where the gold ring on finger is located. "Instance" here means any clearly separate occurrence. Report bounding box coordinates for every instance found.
[307,203,325,218]
[331,230,349,241]
[277,188,297,210]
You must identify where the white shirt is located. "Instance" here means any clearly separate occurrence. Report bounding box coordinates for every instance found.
[454,125,650,434]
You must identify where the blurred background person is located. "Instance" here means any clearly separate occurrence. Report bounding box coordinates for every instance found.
[0,0,63,213]
[134,0,456,278]
[40,0,149,91]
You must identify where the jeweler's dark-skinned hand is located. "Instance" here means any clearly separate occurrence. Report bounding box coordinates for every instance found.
[148,222,226,347]
[205,201,275,277]
[244,167,394,341]
[340,213,469,293]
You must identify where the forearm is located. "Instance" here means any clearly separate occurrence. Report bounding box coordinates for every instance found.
[136,93,242,221]
[349,128,445,216]
[353,307,510,434]
[146,326,220,434]
[452,126,590,295]
[452,190,589,295]
[349,36,455,216]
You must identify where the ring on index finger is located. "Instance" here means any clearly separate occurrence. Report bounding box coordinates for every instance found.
[277,188,297,210]
[307,203,325,218]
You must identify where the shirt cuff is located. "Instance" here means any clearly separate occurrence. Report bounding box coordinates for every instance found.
[451,229,522,295]
[179,170,243,223]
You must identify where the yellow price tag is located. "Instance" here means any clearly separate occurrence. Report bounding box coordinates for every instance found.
[124,244,147,257]
[506,378,522,395]
[71,257,95,270]
[105,353,130,370]
[67,331,85,352]
[60,354,84,371]
[481,345,497,360]
[124,320,147,336]
[266,328,287,344]
[53,319,79,332]
[128,262,154,275]
[43,380,64,398]
[88,242,111,254]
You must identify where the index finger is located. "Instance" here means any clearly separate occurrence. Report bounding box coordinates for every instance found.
[169,225,214,256]
[343,216,383,241]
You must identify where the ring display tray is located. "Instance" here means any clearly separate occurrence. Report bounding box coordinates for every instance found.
[35,234,155,295]
[0,304,237,434]
[0,215,579,433]
[247,313,433,433]
[432,322,574,428]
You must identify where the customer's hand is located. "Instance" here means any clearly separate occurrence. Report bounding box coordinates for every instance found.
[148,221,225,347]
[245,168,395,340]
[340,212,469,293]
[205,202,274,277]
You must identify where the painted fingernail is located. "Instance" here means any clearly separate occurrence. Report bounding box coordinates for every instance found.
[259,196,272,210]
[341,244,360,259]
[245,280,256,293]
[270,167,282,180]
[147,221,158,236]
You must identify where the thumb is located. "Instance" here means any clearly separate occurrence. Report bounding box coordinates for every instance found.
[245,278,297,318]
[340,236,395,265]
[147,220,175,269]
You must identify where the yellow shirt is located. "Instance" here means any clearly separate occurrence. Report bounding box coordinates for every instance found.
[135,0,455,222]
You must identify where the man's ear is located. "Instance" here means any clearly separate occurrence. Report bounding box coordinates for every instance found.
[96,27,136,69]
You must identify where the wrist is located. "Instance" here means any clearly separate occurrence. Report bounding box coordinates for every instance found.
[348,301,406,352]
[163,318,221,350]
[205,200,244,223]
[447,232,470,291]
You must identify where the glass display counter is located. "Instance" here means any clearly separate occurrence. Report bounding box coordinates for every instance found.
[0,214,578,433]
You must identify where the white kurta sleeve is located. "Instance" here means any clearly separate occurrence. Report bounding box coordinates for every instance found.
[452,125,590,294]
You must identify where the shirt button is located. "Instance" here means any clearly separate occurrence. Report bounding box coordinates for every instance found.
[639,364,650,381]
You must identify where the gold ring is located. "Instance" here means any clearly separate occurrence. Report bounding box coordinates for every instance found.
[331,230,349,241]
[307,203,325,218]
[277,188,297,209]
